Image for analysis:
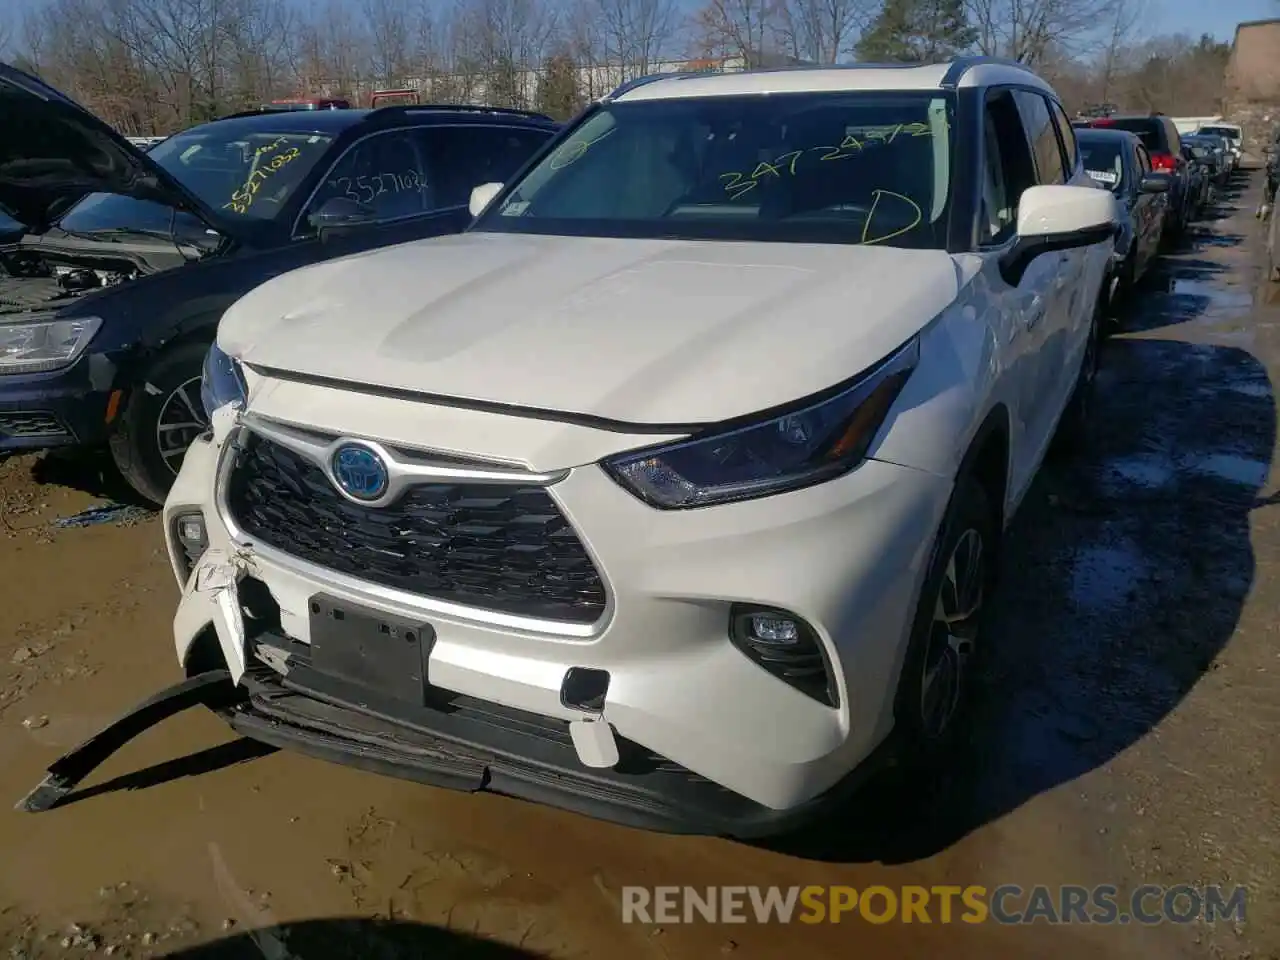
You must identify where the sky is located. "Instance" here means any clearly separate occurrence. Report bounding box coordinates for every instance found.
[1156,0,1277,41]
[0,0,1276,53]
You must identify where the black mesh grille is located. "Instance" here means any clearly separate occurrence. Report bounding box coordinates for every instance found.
[0,412,70,439]
[225,434,607,623]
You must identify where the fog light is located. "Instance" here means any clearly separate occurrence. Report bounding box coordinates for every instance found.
[172,512,208,578]
[747,614,800,644]
[729,604,838,707]
[178,516,206,545]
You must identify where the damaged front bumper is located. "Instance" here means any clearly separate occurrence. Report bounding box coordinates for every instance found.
[152,400,921,838]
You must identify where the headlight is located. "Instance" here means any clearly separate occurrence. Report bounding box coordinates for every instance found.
[603,338,919,509]
[0,315,102,374]
[200,342,247,418]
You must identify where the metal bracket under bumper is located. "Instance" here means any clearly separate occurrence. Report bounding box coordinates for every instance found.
[225,666,893,839]
[15,671,239,813]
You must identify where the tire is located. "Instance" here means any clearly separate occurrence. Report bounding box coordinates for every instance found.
[891,473,997,759]
[109,340,212,506]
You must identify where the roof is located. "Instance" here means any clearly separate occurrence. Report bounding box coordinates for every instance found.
[186,104,554,138]
[609,58,1053,102]
[1074,127,1137,142]
[1235,18,1280,34]
[191,109,371,136]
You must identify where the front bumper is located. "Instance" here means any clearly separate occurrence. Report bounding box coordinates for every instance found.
[0,354,115,452]
[165,406,952,834]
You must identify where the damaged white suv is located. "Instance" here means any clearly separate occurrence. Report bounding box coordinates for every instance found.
[164,58,1116,836]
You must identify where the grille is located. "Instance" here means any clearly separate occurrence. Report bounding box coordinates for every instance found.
[225,434,607,624]
[0,412,70,439]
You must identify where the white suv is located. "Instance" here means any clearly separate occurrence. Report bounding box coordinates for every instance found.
[165,57,1116,836]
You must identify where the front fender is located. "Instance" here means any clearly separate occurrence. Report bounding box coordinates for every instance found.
[869,270,1002,481]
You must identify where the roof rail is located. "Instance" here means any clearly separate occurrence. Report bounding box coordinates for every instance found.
[379,103,555,122]
[939,56,1038,89]
[214,108,291,121]
[603,72,697,101]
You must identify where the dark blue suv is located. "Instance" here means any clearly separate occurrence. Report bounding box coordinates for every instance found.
[0,64,557,503]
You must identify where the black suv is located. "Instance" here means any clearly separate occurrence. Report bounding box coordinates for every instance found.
[0,64,557,503]
[1074,113,1191,239]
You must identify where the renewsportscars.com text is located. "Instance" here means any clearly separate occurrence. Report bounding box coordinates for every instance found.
[621,884,1248,925]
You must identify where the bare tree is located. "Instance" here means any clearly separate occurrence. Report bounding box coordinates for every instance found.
[588,0,679,80]
[222,0,295,109]
[1095,0,1145,102]
[967,0,1123,65]
[775,0,869,64]
[364,0,412,84]
[455,0,559,107]
[691,0,781,65]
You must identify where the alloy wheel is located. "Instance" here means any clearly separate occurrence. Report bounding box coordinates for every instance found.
[920,527,985,739]
[155,376,209,476]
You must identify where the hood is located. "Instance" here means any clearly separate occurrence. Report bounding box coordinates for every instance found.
[0,63,216,232]
[220,232,963,426]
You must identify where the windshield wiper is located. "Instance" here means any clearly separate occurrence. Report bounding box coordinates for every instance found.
[57,226,175,244]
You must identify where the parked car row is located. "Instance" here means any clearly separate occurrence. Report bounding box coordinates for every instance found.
[1071,112,1241,325]
[1,63,559,503]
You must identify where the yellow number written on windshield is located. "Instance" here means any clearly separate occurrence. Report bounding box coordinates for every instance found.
[222,146,302,215]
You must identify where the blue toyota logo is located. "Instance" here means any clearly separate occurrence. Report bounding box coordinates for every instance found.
[331,443,389,501]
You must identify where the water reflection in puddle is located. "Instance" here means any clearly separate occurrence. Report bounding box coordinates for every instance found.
[1169,277,1253,309]
[1105,454,1176,489]
[1070,541,1146,610]
[1226,380,1272,398]
[1183,453,1269,487]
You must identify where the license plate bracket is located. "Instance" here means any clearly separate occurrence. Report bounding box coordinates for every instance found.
[307,595,434,705]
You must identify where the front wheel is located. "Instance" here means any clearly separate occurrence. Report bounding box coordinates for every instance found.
[892,474,996,756]
[109,341,212,506]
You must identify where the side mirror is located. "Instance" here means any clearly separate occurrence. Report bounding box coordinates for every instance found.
[469,182,504,218]
[1140,173,1172,194]
[1266,145,1276,156]
[1002,184,1117,286]
[308,196,376,240]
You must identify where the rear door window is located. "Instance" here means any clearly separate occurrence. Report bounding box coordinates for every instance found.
[1136,145,1153,175]
[304,129,432,230]
[1048,100,1079,175]
[1013,91,1067,184]
[980,89,1038,244]
[419,125,555,210]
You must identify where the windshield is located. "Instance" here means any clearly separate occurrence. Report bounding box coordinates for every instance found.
[1079,140,1125,192]
[1198,126,1238,140]
[473,92,954,248]
[147,128,336,221]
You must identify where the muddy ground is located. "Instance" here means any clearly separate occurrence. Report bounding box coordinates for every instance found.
[0,177,1277,960]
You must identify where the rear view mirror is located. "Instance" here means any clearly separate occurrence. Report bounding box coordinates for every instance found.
[308,196,376,239]
[1140,173,1172,194]
[469,182,504,218]
[1003,184,1117,286]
